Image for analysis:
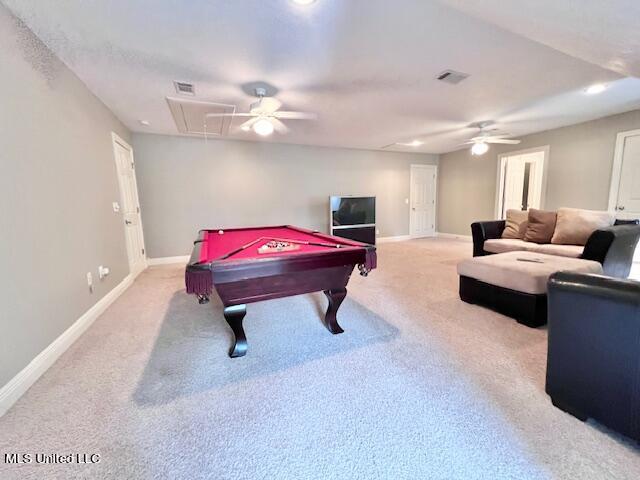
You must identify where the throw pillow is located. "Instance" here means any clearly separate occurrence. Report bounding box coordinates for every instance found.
[551,208,615,246]
[523,209,557,244]
[501,209,529,239]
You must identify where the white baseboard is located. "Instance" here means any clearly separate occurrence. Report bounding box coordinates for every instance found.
[437,232,473,242]
[148,255,190,266]
[0,272,137,418]
[377,235,412,243]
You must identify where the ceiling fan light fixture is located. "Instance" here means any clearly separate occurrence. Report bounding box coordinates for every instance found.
[253,118,275,136]
[471,142,489,156]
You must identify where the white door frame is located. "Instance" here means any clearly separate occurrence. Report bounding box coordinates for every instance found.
[409,164,438,238]
[607,128,640,213]
[111,132,147,275]
[494,145,549,219]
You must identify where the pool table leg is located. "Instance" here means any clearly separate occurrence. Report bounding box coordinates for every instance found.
[323,288,346,334]
[223,304,247,358]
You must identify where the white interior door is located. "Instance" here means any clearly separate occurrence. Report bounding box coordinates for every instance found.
[410,165,437,237]
[502,156,526,213]
[113,135,146,275]
[611,130,640,278]
[496,148,547,218]
[615,134,640,217]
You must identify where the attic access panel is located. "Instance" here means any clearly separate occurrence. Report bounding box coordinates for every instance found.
[166,97,236,136]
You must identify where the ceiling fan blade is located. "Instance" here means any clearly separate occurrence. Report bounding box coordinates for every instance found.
[272,111,317,120]
[237,117,259,131]
[486,138,521,144]
[257,97,282,113]
[271,118,290,134]
[205,112,256,118]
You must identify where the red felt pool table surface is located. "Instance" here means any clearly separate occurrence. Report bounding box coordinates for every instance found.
[198,225,363,263]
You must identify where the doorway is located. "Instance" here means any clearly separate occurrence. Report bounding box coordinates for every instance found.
[608,129,640,278]
[112,133,146,276]
[495,146,548,219]
[410,164,437,238]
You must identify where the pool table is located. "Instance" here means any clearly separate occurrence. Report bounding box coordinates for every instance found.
[185,225,377,357]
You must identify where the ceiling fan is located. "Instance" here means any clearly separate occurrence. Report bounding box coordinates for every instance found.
[205,87,317,136]
[461,122,521,155]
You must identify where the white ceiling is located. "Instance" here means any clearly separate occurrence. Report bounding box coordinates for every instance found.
[4,0,640,154]
[439,0,640,78]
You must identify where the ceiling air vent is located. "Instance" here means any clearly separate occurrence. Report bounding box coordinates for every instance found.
[174,81,195,96]
[166,97,235,136]
[436,70,469,85]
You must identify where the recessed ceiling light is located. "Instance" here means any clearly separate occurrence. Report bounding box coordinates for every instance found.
[471,142,489,156]
[585,83,607,95]
[253,118,275,136]
[291,0,316,5]
[397,140,424,147]
[139,120,150,126]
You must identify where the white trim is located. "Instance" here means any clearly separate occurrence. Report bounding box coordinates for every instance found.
[608,129,640,213]
[437,232,473,242]
[409,164,438,238]
[148,255,190,266]
[0,272,138,417]
[377,235,412,243]
[495,145,549,219]
[111,131,132,150]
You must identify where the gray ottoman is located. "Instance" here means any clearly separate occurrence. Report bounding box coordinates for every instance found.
[457,251,602,326]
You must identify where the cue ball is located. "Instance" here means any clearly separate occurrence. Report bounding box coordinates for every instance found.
[218,230,224,235]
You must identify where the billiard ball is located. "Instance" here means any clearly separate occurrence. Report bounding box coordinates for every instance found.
[218,230,224,235]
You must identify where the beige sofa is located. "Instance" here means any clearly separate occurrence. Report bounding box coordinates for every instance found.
[473,207,618,261]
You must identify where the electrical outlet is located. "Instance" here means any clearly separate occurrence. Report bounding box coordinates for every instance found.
[376,228,380,235]
[86,272,93,293]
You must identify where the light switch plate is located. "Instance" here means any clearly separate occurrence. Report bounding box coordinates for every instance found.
[112,202,120,213]
[98,265,110,280]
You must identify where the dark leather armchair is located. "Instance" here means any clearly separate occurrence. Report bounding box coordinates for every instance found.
[546,271,640,442]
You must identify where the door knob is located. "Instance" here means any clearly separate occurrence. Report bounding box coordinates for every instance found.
[125,220,132,225]
[617,205,625,211]
[412,207,416,211]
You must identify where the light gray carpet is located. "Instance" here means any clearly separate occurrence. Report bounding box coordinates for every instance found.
[1,239,639,479]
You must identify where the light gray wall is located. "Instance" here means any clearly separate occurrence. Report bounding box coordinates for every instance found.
[133,133,438,258]
[437,109,640,235]
[0,6,131,388]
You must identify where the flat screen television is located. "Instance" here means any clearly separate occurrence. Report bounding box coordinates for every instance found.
[330,196,375,227]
